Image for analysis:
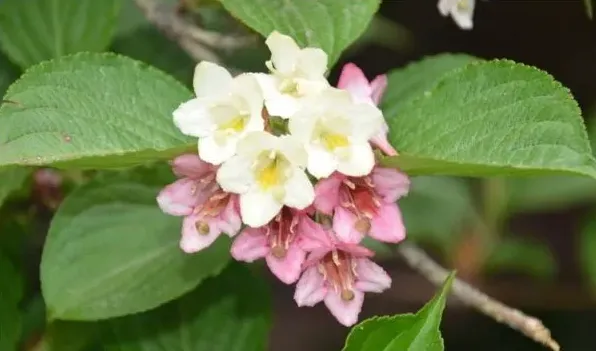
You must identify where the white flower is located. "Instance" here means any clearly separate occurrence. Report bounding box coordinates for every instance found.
[438,0,475,30]
[173,61,264,165]
[216,131,315,227]
[256,31,329,118]
[288,88,384,179]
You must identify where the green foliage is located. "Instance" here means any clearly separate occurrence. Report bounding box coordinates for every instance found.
[0,251,24,351]
[0,0,120,69]
[343,272,454,351]
[0,53,193,169]
[0,53,19,95]
[102,263,271,351]
[219,0,381,65]
[580,217,596,293]
[485,238,556,280]
[382,60,596,178]
[0,167,30,207]
[41,179,230,321]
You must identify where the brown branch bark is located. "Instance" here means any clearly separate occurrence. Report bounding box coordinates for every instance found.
[397,241,561,351]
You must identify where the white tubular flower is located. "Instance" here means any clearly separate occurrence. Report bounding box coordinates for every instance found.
[438,0,475,30]
[173,62,264,165]
[216,131,315,228]
[289,88,384,179]
[256,31,329,118]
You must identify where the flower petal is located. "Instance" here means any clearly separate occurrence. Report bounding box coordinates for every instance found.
[156,178,201,216]
[216,155,254,194]
[180,215,222,253]
[283,169,315,210]
[171,154,213,178]
[369,74,387,105]
[324,290,364,327]
[336,142,375,177]
[333,207,364,244]
[193,61,233,98]
[212,195,242,237]
[266,244,306,284]
[337,63,372,104]
[294,266,327,307]
[297,216,334,251]
[313,173,343,214]
[266,31,301,74]
[198,135,239,166]
[298,48,328,79]
[306,145,338,179]
[172,98,215,138]
[371,167,410,203]
[240,190,283,228]
[370,203,406,243]
[230,227,269,261]
[370,131,398,157]
[354,258,392,293]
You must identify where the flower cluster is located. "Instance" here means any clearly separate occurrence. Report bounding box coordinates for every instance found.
[157,31,410,326]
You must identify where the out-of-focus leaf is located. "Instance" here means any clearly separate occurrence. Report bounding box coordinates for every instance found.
[0,251,24,351]
[580,217,596,293]
[484,238,556,280]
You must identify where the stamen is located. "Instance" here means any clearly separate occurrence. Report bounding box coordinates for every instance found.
[341,289,355,301]
[270,245,287,258]
[355,218,371,233]
[195,221,210,235]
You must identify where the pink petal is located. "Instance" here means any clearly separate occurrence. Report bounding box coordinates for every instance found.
[180,215,222,253]
[332,207,364,244]
[230,228,269,262]
[314,173,343,214]
[337,63,373,104]
[171,154,213,178]
[335,242,375,258]
[369,75,388,105]
[157,178,201,216]
[213,195,242,237]
[303,248,333,268]
[294,266,327,307]
[370,203,406,243]
[354,258,392,293]
[324,289,364,327]
[297,216,334,251]
[371,167,410,203]
[266,244,306,284]
[370,131,398,157]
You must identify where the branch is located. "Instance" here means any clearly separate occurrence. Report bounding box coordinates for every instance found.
[133,0,253,64]
[397,241,560,351]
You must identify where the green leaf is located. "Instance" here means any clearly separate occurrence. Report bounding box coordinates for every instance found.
[0,0,121,69]
[0,53,193,169]
[484,238,556,280]
[343,272,454,351]
[0,251,24,351]
[399,177,475,252]
[35,321,99,351]
[41,179,231,321]
[584,0,594,19]
[102,263,271,351]
[506,176,596,213]
[382,60,596,179]
[580,217,596,293]
[0,167,30,207]
[381,54,479,110]
[219,0,380,65]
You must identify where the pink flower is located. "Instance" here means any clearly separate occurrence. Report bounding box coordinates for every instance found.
[230,207,313,284]
[337,63,397,156]
[157,154,242,253]
[314,167,410,243]
[293,225,391,327]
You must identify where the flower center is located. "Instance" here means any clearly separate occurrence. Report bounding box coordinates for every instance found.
[254,150,291,196]
[313,118,350,153]
[321,132,349,151]
[340,177,382,232]
[266,207,299,259]
[279,79,299,96]
[319,249,357,301]
[456,0,469,10]
[219,114,248,133]
[193,190,232,235]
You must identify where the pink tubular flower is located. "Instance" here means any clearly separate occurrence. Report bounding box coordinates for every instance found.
[157,154,242,253]
[230,207,312,284]
[294,225,391,327]
[314,166,410,244]
[337,63,397,156]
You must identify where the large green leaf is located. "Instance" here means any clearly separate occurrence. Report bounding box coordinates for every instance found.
[343,272,454,351]
[0,53,193,169]
[219,0,380,65]
[580,217,596,293]
[41,179,230,321]
[0,251,23,351]
[0,0,121,69]
[0,167,30,207]
[381,54,479,110]
[102,263,271,351]
[382,60,596,179]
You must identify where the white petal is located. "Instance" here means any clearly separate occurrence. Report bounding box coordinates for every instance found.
[266,31,300,74]
[240,190,283,227]
[216,155,254,193]
[278,135,308,167]
[193,61,233,98]
[283,169,314,209]
[232,73,264,113]
[172,98,215,137]
[337,142,375,177]
[437,0,456,16]
[306,145,338,179]
[236,131,279,158]
[451,3,474,30]
[298,48,328,79]
[346,103,385,141]
[288,107,319,141]
[198,135,238,166]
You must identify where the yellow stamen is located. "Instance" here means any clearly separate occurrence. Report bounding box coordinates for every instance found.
[457,0,469,10]
[322,132,349,151]
[195,221,210,235]
[219,115,247,132]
